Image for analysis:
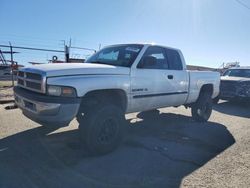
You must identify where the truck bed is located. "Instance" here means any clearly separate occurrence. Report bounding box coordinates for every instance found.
[186,71,220,104]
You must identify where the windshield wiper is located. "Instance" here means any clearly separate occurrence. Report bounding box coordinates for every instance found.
[89,61,113,66]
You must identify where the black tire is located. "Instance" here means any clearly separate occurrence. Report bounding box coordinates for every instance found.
[191,93,213,122]
[77,104,125,155]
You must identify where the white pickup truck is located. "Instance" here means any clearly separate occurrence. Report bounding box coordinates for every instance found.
[14,44,220,154]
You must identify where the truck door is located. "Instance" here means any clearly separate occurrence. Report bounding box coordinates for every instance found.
[130,46,188,112]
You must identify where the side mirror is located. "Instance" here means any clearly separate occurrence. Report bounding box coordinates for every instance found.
[138,56,157,68]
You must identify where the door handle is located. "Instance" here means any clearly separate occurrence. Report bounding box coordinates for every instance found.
[167,75,173,79]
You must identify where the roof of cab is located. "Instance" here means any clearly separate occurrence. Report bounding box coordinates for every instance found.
[104,43,181,52]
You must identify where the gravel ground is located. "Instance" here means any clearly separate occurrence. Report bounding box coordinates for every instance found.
[0,77,15,101]
[0,88,14,101]
[0,101,249,188]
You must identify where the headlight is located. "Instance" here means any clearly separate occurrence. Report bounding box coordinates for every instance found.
[47,85,77,97]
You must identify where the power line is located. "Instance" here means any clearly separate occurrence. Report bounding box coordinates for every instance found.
[0,44,64,53]
[0,39,64,50]
[235,0,250,10]
[0,34,64,43]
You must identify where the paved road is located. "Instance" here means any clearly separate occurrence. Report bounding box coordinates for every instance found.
[0,101,249,188]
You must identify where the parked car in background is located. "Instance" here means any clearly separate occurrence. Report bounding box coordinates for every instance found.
[214,67,250,103]
[0,65,11,76]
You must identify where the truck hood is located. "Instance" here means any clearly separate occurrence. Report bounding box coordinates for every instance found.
[221,76,250,82]
[22,63,130,77]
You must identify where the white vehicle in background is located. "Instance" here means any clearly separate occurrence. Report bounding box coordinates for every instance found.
[214,67,250,103]
[0,65,11,76]
[14,44,220,154]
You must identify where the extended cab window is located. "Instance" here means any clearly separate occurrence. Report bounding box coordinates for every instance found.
[137,46,169,69]
[165,49,183,70]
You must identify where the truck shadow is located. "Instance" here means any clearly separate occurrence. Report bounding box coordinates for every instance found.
[0,111,235,188]
[213,100,250,118]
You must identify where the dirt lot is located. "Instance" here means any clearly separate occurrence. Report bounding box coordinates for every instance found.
[0,101,249,188]
[0,77,15,101]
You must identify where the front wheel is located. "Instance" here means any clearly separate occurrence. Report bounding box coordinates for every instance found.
[77,104,125,155]
[191,93,213,122]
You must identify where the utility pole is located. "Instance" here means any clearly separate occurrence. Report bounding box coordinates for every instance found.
[65,45,69,62]
[64,38,72,63]
[9,42,14,87]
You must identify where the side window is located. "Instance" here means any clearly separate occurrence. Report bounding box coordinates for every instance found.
[165,49,183,70]
[137,46,169,69]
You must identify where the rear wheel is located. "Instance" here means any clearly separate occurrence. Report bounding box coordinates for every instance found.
[77,103,125,155]
[191,93,213,122]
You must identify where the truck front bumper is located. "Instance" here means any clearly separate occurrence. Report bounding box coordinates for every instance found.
[220,95,250,102]
[219,90,250,102]
[14,86,81,126]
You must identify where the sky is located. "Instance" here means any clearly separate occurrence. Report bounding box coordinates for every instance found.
[0,0,250,68]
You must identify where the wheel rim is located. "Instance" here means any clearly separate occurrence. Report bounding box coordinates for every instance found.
[98,117,118,145]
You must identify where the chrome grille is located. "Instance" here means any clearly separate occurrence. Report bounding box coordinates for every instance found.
[220,80,238,97]
[26,72,42,80]
[221,81,236,91]
[17,70,46,93]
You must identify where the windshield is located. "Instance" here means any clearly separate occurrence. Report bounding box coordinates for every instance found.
[85,44,143,67]
[223,69,250,78]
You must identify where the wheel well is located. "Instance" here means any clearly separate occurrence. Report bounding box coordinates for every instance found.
[80,89,127,112]
[199,84,213,98]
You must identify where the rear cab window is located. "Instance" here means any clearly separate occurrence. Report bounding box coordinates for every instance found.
[165,48,183,70]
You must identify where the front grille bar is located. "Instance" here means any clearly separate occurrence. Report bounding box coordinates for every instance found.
[17,70,46,93]
[17,76,42,83]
